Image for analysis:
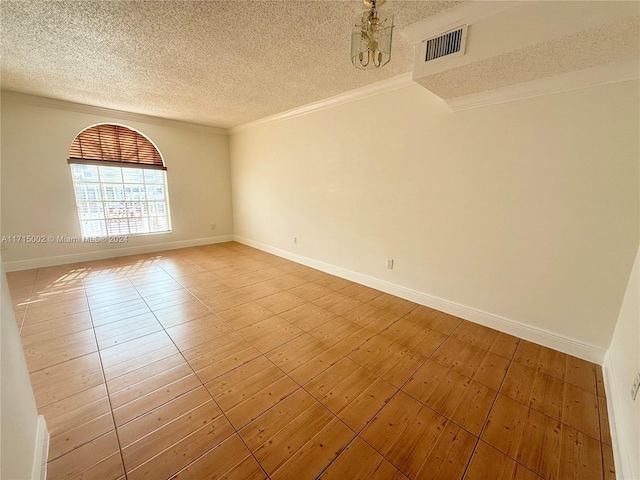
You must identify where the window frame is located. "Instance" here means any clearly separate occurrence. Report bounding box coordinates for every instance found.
[68,124,172,239]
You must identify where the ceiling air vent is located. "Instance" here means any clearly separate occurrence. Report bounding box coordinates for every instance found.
[424,25,468,63]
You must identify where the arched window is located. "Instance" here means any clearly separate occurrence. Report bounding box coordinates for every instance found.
[68,124,172,238]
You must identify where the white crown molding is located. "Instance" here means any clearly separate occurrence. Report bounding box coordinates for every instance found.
[234,235,606,364]
[0,91,228,135]
[400,1,518,46]
[229,72,415,134]
[446,60,640,112]
[229,60,639,131]
[1,235,234,272]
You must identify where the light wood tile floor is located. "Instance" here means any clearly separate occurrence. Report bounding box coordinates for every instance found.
[7,242,615,480]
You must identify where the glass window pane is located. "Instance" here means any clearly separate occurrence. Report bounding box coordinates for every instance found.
[146,185,165,201]
[147,202,167,216]
[77,202,104,220]
[129,217,149,234]
[71,160,171,238]
[72,164,99,182]
[149,216,169,232]
[104,202,127,218]
[124,185,145,201]
[144,169,164,184]
[99,166,123,183]
[126,202,147,218]
[106,219,129,236]
[102,184,124,201]
[123,169,144,183]
[75,185,102,202]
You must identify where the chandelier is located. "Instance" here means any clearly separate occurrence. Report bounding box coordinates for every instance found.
[351,0,394,69]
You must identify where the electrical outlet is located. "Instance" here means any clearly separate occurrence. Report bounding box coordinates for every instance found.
[386,259,394,269]
[632,372,640,401]
[293,237,297,245]
[210,223,216,230]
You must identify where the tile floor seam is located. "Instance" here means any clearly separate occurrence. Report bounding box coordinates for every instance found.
[10,244,613,480]
[312,434,362,480]
[125,271,274,480]
[348,322,459,479]
[497,354,604,443]
[460,330,521,480]
[479,345,606,480]
[178,288,373,478]
[83,275,129,480]
[13,277,53,334]
[14,281,34,334]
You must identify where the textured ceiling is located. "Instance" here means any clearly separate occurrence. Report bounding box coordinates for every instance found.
[1,0,462,128]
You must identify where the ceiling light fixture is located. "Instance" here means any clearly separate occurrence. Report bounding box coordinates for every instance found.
[351,0,394,69]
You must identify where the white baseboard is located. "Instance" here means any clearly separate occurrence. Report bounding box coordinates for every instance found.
[234,235,606,364]
[602,351,636,480]
[31,415,49,480]
[1,235,234,272]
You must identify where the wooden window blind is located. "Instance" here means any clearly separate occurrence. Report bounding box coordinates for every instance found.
[68,124,166,170]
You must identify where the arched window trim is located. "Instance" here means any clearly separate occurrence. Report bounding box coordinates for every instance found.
[68,123,172,238]
[68,123,167,171]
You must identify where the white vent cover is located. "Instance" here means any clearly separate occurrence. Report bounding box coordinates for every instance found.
[423,25,468,64]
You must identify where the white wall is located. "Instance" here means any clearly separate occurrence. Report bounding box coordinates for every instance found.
[1,264,46,480]
[605,245,640,480]
[230,80,639,353]
[0,95,233,268]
